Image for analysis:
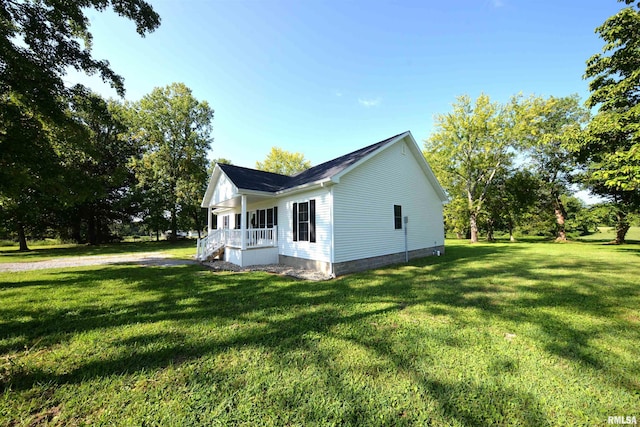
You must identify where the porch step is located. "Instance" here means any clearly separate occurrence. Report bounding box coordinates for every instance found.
[209,245,224,261]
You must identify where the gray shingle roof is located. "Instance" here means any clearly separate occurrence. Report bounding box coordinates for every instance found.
[218,132,407,193]
[217,163,290,192]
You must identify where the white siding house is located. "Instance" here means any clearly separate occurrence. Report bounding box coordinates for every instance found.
[198,131,447,276]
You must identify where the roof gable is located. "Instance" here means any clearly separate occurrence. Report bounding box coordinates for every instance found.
[202,131,447,206]
[284,132,406,188]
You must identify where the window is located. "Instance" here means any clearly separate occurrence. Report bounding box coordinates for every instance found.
[211,213,217,230]
[245,208,278,229]
[293,200,315,242]
[223,215,230,229]
[394,205,402,229]
[267,207,278,228]
[298,202,309,241]
[238,208,278,229]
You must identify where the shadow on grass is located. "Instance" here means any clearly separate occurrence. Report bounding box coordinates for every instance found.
[1,241,638,425]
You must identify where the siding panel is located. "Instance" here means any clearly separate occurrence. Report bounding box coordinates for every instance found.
[333,139,444,263]
[278,188,332,262]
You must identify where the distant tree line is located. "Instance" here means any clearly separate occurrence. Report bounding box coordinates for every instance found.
[0,81,213,250]
[424,0,640,244]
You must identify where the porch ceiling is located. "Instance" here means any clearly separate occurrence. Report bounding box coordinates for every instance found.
[211,193,275,209]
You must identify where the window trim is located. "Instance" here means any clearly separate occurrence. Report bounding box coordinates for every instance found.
[293,200,315,242]
[394,205,402,230]
[298,202,309,242]
[267,209,273,228]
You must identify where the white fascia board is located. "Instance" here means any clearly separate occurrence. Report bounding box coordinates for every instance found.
[274,178,334,197]
[201,165,222,208]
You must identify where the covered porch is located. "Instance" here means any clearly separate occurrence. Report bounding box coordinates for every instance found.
[196,192,280,266]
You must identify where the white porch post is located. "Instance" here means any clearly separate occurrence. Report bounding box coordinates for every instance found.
[240,195,247,250]
[207,206,212,234]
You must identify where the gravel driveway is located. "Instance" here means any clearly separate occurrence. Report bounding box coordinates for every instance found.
[0,253,331,281]
[0,252,197,273]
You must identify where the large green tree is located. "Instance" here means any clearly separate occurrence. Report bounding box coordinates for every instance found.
[0,98,61,250]
[256,147,311,176]
[132,83,213,241]
[0,0,160,249]
[424,94,517,243]
[61,94,139,244]
[0,0,159,118]
[576,0,640,243]
[481,168,540,242]
[519,95,589,241]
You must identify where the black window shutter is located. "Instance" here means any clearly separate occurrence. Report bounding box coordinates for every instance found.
[293,203,298,241]
[309,199,316,243]
[274,206,278,226]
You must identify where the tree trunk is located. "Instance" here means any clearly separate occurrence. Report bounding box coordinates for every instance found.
[192,211,202,238]
[486,218,495,242]
[553,196,567,242]
[155,228,160,242]
[456,232,464,240]
[469,211,479,243]
[615,209,629,244]
[96,215,103,244]
[71,217,82,243]
[87,212,97,245]
[508,221,515,242]
[170,206,178,242]
[17,221,29,251]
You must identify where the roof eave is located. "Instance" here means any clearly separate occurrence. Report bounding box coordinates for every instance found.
[236,188,277,197]
[404,133,449,202]
[275,177,334,196]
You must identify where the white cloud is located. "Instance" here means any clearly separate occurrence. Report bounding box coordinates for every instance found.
[491,0,505,7]
[358,97,381,108]
[335,90,343,97]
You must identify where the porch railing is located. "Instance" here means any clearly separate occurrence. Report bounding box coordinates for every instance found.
[196,226,278,261]
[196,229,224,261]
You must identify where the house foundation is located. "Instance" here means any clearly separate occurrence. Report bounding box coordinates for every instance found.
[278,255,332,276]
[279,244,445,277]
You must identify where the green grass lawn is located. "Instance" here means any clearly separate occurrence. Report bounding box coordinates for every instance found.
[1,240,638,426]
[0,239,197,263]
[577,226,640,243]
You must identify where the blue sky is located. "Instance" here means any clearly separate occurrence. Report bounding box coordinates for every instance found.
[71,0,622,169]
